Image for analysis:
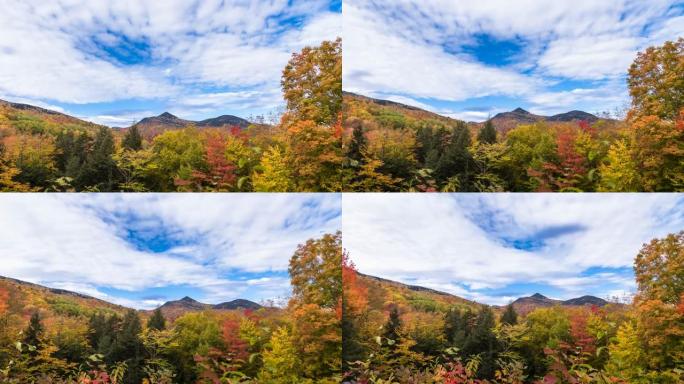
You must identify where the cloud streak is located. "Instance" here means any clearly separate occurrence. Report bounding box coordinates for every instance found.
[342,194,684,305]
[0,193,341,309]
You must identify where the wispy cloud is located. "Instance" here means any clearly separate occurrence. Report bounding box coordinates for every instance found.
[0,0,340,125]
[343,194,684,305]
[344,0,683,121]
[0,193,341,309]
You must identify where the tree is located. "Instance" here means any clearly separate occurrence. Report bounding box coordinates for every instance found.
[148,308,166,331]
[285,120,344,192]
[288,231,342,309]
[347,123,367,164]
[462,306,499,379]
[78,127,118,191]
[383,306,402,343]
[633,231,684,371]
[629,114,684,191]
[122,125,143,151]
[252,145,293,192]
[148,128,206,191]
[501,304,518,326]
[109,310,145,384]
[23,312,44,351]
[478,120,497,144]
[258,327,301,383]
[281,38,342,126]
[288,232,342,381]
[599,138,641,191]
[628,38,684,121]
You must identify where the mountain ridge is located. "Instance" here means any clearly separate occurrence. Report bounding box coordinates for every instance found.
[358,273,611,314]
[343,92,609,133]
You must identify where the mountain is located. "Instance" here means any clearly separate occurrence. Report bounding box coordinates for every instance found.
[358,273,479,313]
[134,112,192,129]
[0,98,106,134]
[156,296,262,320]
[509,293,609,315]
[213,299,262,310]
[358,273,613,317]
[343,92,609,135]
[488,107,604,133]
[0,275,127,320]
[0,275,262,326]
[131,111,250,139]
[343,91,461,126]
[197,115,250,128]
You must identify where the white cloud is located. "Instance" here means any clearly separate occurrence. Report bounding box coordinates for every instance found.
[344,0,682,112]
[343,194,683,304]
[0,0,339,112]
[0,193,340,308]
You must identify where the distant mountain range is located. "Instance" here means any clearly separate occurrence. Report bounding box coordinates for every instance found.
[131,111,250,139]
[343,92,611,133]
[157,295,261,320]
[507,292,609,315]
[0,275,262,322]
[359,273,611,315]
[488,107,603,133]
[0,98,251,139]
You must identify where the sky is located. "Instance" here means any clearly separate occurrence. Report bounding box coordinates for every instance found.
[343,194,684,305]
[344,0,684,121]
[0,0,341,127]
[0,193,341,309]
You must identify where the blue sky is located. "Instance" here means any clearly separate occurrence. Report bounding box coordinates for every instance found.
[0,0,341,126]
[0,194,341,309]
[343,194,684,305]
[344,0,684,121]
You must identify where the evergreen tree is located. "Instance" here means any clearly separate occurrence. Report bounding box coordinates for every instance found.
[444,307,474,347]
[122,125,143,151]
[23,312,43,351]
[436,123,473,189]
[347,123,367,164]
[78,127,118,191]
[382,305,402,343]
[148,308,166,331]
[478,120,497,144]
[110,310,145,384]
[501,304,518,325]
[463,306,499,379]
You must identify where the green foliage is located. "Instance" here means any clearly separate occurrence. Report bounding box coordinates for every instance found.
[148,308,166,331]
[122,125,143,151]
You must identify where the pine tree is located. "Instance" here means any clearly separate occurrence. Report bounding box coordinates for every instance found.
[347,124,367,164]
[383,305,402,343]
[444,307,474,347]
[23,312,43,351]
[148,308,166,331]
[463,306,499,379]
[77,127,118,191]
[122,125,143,151]
[478,120,497,144]
[110,310,145,384]
[501,304,518,325]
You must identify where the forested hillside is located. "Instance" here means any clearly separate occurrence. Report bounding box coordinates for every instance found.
[0,38,342,192]
[0,232,342,383]
[342,38,684,192]
[342,231,684,383]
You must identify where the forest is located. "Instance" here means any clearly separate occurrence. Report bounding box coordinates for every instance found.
[341,38,684,192]
[0,38,343,192]
[0,232,342,384]
[342,231,684,383]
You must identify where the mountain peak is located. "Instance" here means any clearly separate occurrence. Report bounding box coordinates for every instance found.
[511,107,529,114]
[158,112,177,119]
[530,293,547,299]
[179,296,197,302]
